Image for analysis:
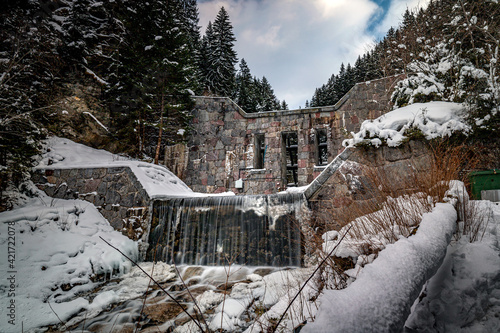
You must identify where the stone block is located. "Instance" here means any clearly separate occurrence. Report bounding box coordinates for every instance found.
[94,194,106,207]
[46,175,57,184]
[92,168,107,179]
[97,181,108,194]
[382,145,412,162]
[198,111,209,122]
[75,178,86,189]
[54,183,68,199]
[44,185,55,197]
[84,178,101,193]
[299,152,310,160]
[31,172,46,184]
[105,189,121,204]
[108,167,126,174]
[215,140,224,150]
[60,169,71,179]
[83,168,93,178]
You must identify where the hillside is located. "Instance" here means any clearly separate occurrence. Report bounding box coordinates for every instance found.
[310,0,499,139]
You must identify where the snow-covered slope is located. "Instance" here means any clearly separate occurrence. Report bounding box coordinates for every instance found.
[0,196,137,332]
[303,202,458,332]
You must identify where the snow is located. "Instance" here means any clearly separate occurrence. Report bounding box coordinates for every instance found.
[0,195,137,332]
[82,111,109,132]
[405,201,500,332]
[343,102,470,147]
[303,203,457,332]
[35,136,200,198]
[2,134,499,332]
[84,67,109,86]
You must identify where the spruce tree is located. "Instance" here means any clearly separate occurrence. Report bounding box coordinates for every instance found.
[180,0,202,93]
[199,21,214,94]
[256,76,280,111]
[235,58,257,112]
[205,6,238,97]
[107,0,195,157]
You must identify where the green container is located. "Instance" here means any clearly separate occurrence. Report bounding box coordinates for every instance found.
[469,169,500,199]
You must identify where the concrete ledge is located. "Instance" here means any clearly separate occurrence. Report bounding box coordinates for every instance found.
[304,148,354,200]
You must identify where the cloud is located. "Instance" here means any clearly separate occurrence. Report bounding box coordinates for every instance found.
[198,1,428,109]
[375,0,431,35]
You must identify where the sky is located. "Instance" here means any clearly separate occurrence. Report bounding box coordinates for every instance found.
[198,0,430,109]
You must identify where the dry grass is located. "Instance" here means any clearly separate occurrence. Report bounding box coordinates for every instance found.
[311,141,482,290]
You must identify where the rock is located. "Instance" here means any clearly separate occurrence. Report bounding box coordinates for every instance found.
[182,266,204,280]
[143,302,187,323]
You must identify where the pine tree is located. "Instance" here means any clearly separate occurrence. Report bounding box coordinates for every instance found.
[107,0,195,158]
[199,21,214,94]
[205,7,238,97]
[180,0,202,93]
[235,58,257,112]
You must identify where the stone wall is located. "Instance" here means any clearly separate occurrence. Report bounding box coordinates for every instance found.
[306,141,434,231]
[33,167,150,241]
[183,75,405,195]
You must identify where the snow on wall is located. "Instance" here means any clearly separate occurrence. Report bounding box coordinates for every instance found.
[36,137,194,198]
[302,202,457,333]
[343,102,469,147]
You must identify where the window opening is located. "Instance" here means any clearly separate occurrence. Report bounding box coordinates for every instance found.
[283,132,298,186]
[316,129,328,166]
[254,134,266,169]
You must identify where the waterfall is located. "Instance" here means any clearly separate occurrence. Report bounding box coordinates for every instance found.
[147,193,306,267]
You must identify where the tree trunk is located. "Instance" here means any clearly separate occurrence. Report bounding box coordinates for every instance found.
[154,92,164,165]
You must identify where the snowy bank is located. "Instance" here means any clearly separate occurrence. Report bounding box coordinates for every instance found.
[35,137,220,198]
[0,196,137,332]
[343,102,469,147]
[406,201,500,332]
[303,202,457,333]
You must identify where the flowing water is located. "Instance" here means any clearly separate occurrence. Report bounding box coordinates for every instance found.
[147,193,307,267]
[53,194,310,332]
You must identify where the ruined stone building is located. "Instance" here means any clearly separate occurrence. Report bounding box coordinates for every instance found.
[166,75,405,195]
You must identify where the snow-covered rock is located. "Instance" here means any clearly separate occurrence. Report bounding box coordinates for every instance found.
[343,102,469,147]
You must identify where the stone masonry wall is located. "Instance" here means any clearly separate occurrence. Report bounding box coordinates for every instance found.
[33,167,150,241]
[306,141,434,231]
[184,75,405,195]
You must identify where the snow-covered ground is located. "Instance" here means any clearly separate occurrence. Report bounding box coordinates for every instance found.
[343,101,470,147]
[0,195,137,332]
[1,136,499,332]
[405,200,500,332]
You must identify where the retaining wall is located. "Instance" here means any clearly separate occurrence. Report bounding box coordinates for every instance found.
[306,140,434,230]
[32,167,150,241]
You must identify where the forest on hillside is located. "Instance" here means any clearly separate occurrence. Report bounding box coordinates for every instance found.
[0,0,286,198]
[1,0,499,205]
[310,0,499,135]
